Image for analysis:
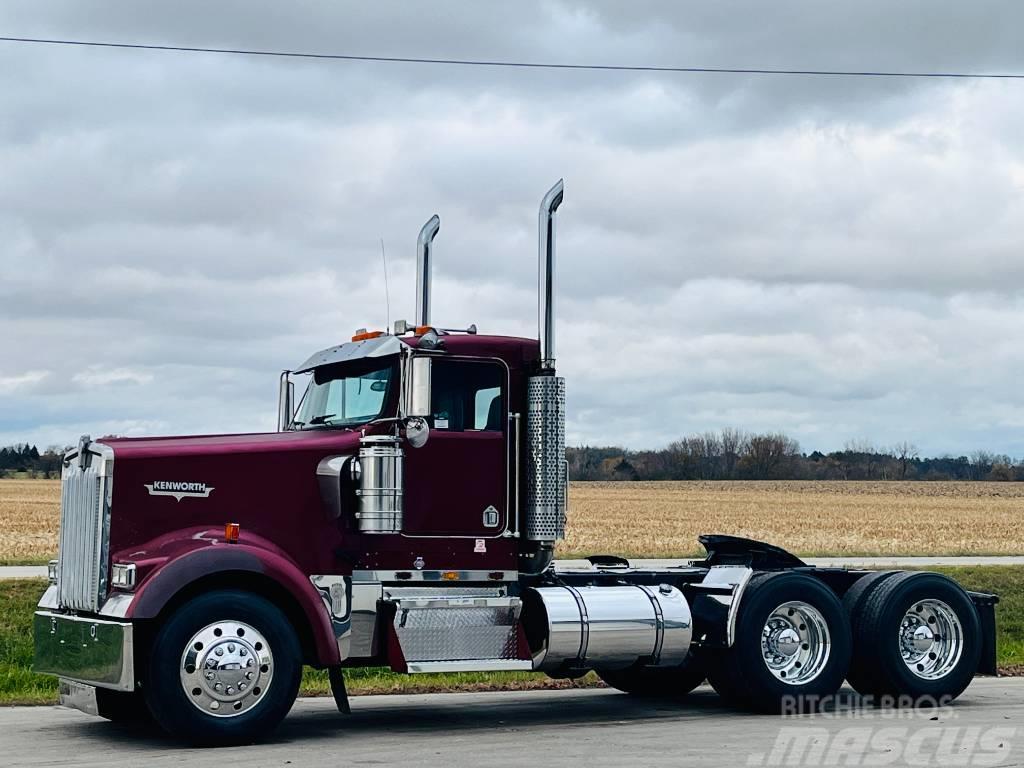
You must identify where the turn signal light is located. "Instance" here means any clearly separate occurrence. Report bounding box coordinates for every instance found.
[225,523,240,543]
[111,563,137,590]
[352,330,384,342]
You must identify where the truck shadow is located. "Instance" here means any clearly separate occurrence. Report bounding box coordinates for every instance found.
[282,688,736,741]
[53,685,984,750]
[56,688,734,749]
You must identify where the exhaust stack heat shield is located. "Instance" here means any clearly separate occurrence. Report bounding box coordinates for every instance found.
[525,375,566,541]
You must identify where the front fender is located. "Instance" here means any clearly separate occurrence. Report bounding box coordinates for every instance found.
[125,536,340,666]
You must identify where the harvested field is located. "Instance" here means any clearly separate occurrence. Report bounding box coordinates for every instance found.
[0,480,60,565]
[1,479,1022,562]
[561,481,1024,558]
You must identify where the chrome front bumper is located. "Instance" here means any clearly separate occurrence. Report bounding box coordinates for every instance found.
[33,610,134,692]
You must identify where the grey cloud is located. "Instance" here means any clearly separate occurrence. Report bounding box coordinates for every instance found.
[3,2,1024,455]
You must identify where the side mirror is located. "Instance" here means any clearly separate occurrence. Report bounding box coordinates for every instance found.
[404,356,432,418]
[277,372,294,431]
[403,416,430,448]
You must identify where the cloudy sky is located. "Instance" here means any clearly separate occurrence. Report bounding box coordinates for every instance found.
[2,1,1024,456]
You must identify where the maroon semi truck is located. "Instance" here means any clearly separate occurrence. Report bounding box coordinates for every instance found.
[35,181,997,745]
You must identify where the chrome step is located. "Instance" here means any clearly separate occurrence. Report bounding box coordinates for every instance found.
[407,659,534,674]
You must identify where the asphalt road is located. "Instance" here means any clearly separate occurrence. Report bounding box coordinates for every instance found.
[5,555,1024,580]
[1,679,1020,767]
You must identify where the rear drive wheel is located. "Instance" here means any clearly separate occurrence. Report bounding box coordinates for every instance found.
[707,572,851,712]
[845,571,981,703]
[598,651,707,697]
[144,589,302,746]
[841,571,900,693]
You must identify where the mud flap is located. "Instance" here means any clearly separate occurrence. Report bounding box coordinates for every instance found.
[328,666,351,714]
[969,592,1000,676]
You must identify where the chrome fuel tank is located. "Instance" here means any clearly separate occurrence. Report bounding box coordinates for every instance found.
[523,584,692,673]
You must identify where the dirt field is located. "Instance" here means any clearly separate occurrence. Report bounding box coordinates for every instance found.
[1,479,1022,562]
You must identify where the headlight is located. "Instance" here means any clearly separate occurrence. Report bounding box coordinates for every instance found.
[111,563,137,590]
[47,560,58,584]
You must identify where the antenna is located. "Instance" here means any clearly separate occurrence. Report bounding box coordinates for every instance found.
[379,237,391,332]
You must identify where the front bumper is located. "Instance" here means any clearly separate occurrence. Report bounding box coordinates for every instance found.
[33,611,134,692]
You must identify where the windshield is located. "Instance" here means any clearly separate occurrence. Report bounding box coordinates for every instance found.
[293,360,396,429]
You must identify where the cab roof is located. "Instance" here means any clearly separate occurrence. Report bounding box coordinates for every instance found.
[293,333,539,374]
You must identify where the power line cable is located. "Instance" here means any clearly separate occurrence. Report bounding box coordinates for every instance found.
[2,35,1024,80]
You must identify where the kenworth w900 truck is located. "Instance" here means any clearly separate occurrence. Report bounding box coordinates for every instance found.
[34,181,998,745]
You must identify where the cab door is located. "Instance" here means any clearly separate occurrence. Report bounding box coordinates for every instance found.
[402,358,508,536]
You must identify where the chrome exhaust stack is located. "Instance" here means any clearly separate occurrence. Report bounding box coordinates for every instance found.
[415,215,440,327]
[524,180,567,544]
[538,179,563,371]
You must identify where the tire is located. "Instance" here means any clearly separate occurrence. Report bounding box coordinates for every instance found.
[95,688,152,724]
[144,589,302,746]
[597,651,707,697]
[707,572,852,713]
[841,571,901,693]
[844,571,981,703]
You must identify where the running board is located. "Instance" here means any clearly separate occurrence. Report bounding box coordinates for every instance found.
[407,659,534,674]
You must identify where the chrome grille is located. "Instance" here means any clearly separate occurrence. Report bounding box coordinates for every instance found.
[525,375,566,540]
[56,442,113,612]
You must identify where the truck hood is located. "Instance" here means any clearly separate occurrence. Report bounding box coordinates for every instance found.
[100,429,357,459]
[101,429,364,565]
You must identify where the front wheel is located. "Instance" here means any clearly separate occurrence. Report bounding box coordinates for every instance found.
[707,572,852,712]
[144,589,302,746]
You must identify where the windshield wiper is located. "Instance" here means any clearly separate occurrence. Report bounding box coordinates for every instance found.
[307,414,337,426]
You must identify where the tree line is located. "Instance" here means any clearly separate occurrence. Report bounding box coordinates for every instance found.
[0,444,66,479]
[567,431,1024,482]
[4,434,1023,482]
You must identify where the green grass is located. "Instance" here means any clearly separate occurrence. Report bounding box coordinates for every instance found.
[0,559,49,567]
[0,580,58,705]
[933,566,1024,671]
[2,567,1021,706]
[299,668,598,698]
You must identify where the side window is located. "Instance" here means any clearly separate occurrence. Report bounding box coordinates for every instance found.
[430,360,505,432]
[474,387,501,430]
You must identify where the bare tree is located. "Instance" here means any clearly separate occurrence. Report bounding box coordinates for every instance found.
[892,441,919,480]
[970,450,995,481]
[719,428,747,479]
[742,433,800,479]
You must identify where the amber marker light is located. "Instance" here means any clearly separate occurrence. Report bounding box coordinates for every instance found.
[441,571,460,581]
[351,330,385,342]
[225,523,240,543]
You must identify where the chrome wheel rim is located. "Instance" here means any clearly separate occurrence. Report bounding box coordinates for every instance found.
[899,599,963,680]
[761,601,831,685]
[180,621,273,718]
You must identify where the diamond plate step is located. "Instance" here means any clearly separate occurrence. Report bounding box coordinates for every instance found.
[389,594,525,668]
